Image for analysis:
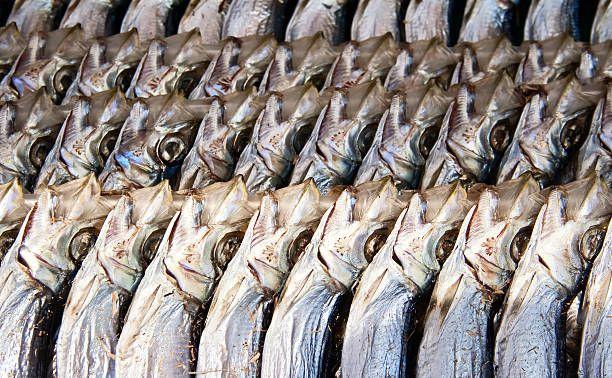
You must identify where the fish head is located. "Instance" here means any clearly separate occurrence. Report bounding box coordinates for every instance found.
[421,73,523,189]
[0,179,33,260]
[0,23,25,80]
[498,76,601,186]
[163,176,259,302]
[460,173,542,291]
[15,174,115,293]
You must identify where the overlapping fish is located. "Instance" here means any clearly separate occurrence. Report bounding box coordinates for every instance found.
[524,0,583,41]
[0,23,25,81]
[234,84,326,192]
[0,179,35,262]
[497,75,602,186]
[591,0,612,44]
[222,0,289,40]
[120,0,190,40]
[6,0,68,36]
[494,174,611,377]
[54,181,179,377]
[36,88,132,188]
[0,88,67,191]
[403,0,465,45]
[459,0,527,43]
[115,176,259,376]
[99,92,209,190]
[0,175,116,377]
[261,178,410,377]
[351,0,407,42]
[179,0,230,43]
[355,84,455,189]
[285,0,354,46]
[417,174,542,377]
[421,72,524,189]
[341,181,473,378]
[59,0,130,40]
[289,80,388,193]
[576,39,612,84]
[179,88,265,189]
[196,180,340,377]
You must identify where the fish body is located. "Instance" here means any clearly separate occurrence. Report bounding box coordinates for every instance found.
[497,76,602,186]
[421,73,524,189]
[289,80,388,193]
[6,0,68,37]
[234,85,326,192]
[261,178,410,378]
[120,0,190,40]
[417,174,541,378]
[524,0,581,41]
[178,88,265,189]
[99,92,209,190]
[55,182,179,378]
[494,175,612,377]
[592,0,612,44]
[189,35,277,98]
[341,181,473,378]
[0,89,67,191]
[222,0,287,40]
[0,180,35,262]
[36,88,131,188]
[179,0,230,43]
[323,34,400,90]
[0,23,25,81]
[197,181,340,377]
[354,84,454,189]
[59,0,130,40]
[0,175,115,377]
[403,0,464,45]
[285,0,353,46]
[351,0,406,41]
[115,177,259,376]
[459,0,523,43]
[259,33,337,94]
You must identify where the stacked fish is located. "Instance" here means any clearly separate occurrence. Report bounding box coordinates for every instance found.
[0,0,611,377]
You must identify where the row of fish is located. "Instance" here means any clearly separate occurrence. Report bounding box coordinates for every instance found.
[0,172,609,377]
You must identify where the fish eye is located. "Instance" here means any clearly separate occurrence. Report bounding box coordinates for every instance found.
[158,135,188,165]
[69,228,97,264]
[489,120,511,153]
[244,75,261,91]
[436,229,458,262]
[292,124,313,155]
[176,71,198,97]
[30,136,54,169]
[53,65,77,97]
[580,225,606,263]
[141,229,165,265]
[0,230,17,257]
[215,231,244,270]
[288,230,313,268]
[357,123,377,157]
[510,227,532,263]
[560,122,583,151]
[419,126,439,159]
[364,229,388,263]
[99,129,119,161]
[116,68,136,93]
[232,129,251,157]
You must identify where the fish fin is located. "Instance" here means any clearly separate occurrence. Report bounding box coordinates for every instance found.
[542,189,567,231]
[106,195,134,244]
[286,179,320,225]
[363,177,398,221]
[382,95,404,142]
[521,43,544,81]
[323,188,356,236]
[399,193,426,236]
[83,40,106,72]
[323,90,347,129]
[118,100,149,143]
[136,181,174,224]
[251,193,279,250]
[450,85,474,131]
[140,40,166,81]
[468,189,498,238]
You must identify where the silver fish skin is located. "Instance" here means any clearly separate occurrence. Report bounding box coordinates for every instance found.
[494,175,612,377]
[524,0,580,41]
[451,35,525,85]
[222,0,286,40]
[417,174,541,378]
[261,178,411,378]
[322,34,400,90]
[36,88,131,188]
[120,0,189,41]
[178,88,265,189]
[384,38,458,93]
[6,0,68,37]
[0,89,67,191]
[403,0,464,45]
[341,181,473,378]
[354,84,454,189]
[0,179,35,263]
[0,174,115,378]
[421,73,523,189]
[99,92,209,191]
[591,0,612,44]
[576,40,612,85]
[514,33,585,87]
[126,30,217,99]
[115,176,259,377]
[565,291,583,374]
[62,29,147,101]
[497,76,602,186]
[289,80,388,193]
[189,34,277,99]
[0,23,25,81]
[234,85,326,192]
[578,215,612,376]
[0,26,89,104]
[258,33,338,94]
[55,181,179,378]
[351,0,406,41]
[459,0,521,43]
[59,0,130,40]
[196,180,341,377]
[178,0,231,43]
[285,0,352,46]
